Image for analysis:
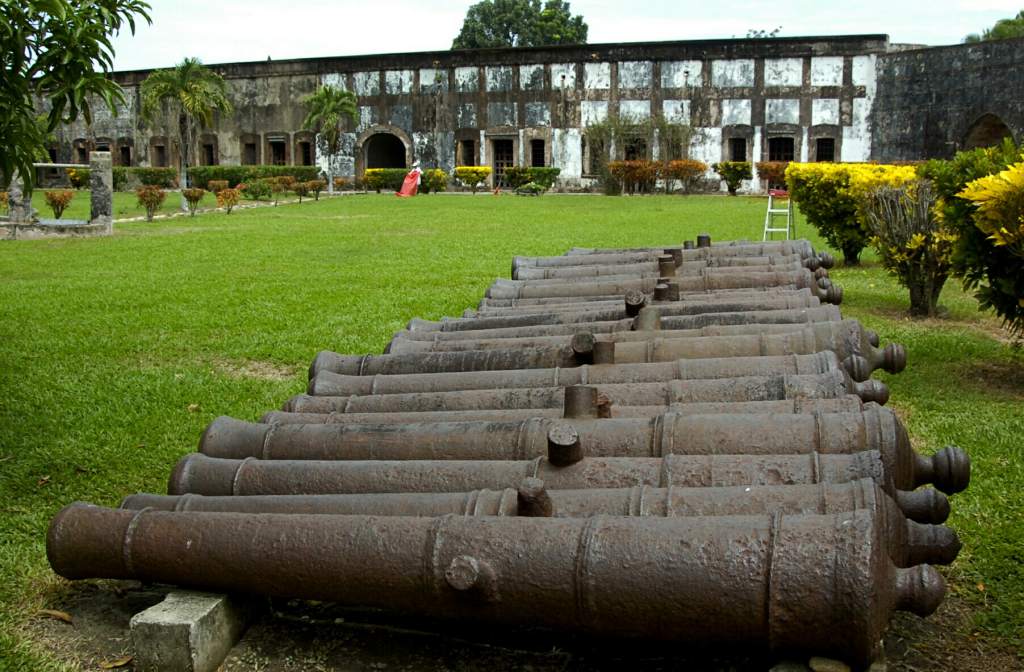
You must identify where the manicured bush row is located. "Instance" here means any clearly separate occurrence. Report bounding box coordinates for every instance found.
[186,165,320,190]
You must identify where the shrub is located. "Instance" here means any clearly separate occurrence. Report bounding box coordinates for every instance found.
[664,160,708,193]
[515,181,546,196]
[292,180,309,203]
[135,185,166,222]
[66,167,89,189]
[333,177,349,192]
[755,161,789,189]
[44,190,74,219]
[502,167,532,189]
[454,166,492,194]
[502,166,561,190]
[208,180,229,193]
[240,179,271,201]
[267,176,294,205]
[112,167,127,191]
[181,188,206,217]
[0,191,8,214]
[362,168,407,193]
[528,167,560,189]
[133,167,177,188]
[786,163,917,265]
[187,165,319,190]
[422,168,448,194]
[940,146,1024,334]
[712,161,752,196]
[216,188,241,214]
[607,160,660,194]
[863,180,955,316]
[307,179,326,200]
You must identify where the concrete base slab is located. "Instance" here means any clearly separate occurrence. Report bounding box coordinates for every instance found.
[130,591,252,672]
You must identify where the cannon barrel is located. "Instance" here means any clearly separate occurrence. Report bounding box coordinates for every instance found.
[198,409,972,495]
[299,370,888,414]
[512,250,817,273]
[406,295,834,333]
[563,238,829,261]
[398,305,843,341]
[46,505,940,667]
[169,448,965,497]
[125,477,951,526]
[280,393,868,420]
[310,324,902,380]
[513,259,815,280]
[308,351,866,397]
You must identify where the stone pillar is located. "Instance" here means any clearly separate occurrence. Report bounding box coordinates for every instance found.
[89,151,113,233]
[7,171,37,225]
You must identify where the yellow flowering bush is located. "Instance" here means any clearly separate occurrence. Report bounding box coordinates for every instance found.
[454,166,492,194]
[958,161,1024,257]
[863,180,956,316]
[786,163,917,264]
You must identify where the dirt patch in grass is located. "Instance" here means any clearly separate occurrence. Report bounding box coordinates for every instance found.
[215,359,299,381]
[24,580,1020,672]
[954,360,1024,399]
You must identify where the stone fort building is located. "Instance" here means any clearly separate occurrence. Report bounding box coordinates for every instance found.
[52,33,1023,190]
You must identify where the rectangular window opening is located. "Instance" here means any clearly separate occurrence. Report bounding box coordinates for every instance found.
[298,142,312,166]
[815,137,836,162]
[270,141,287,166]
[460,139,476,166]
[119,146,131,166]
[492,138,514,187]
[624,137,647,161]
[530,139,545,168]
[243,143,258,165]
[153,145,167,168]
[76,147,88,164]
[768,137,795,162]
[202,144,216,166]
[728,137,747,162]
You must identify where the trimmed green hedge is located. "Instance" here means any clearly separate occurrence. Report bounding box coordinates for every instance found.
[503,166,561,189]
[363,168,407,192]
[110,167,177,190]
[187,165,321,190]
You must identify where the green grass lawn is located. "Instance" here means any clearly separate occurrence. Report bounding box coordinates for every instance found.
[28,189,221,220]
[1,193,1021,668]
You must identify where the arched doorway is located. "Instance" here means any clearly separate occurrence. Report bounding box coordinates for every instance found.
[964,114,1013,150]
[365,133,406,168]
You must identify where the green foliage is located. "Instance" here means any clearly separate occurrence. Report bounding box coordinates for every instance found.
[187,165,319,189]
[363,168,407,193]
[502,166,561,189]
[514,181,546,196]
[863,180,956,316]
[112,166,127,191]
[0,0,151,195]
[755,161,789,189]
[964,10,1024,42]
[132,166,177,188]
[301,85,357,190]
[607,160,659,194]
[291,180,309,203]
[422,168,449,194]
[182,187,206,216]
[135,184,166,221]
[43,190,74,219]
[240,179,272,201]
[452,0,587,48]
[712,161,752,196]
[207,179,229,193]
[921,139,1024,333]
[454,166,493,193]
[216,187,240,214]
[66,167,90,189]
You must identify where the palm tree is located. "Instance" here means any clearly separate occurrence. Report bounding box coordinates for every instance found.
[140,58,232,210]
[301,85,358,194]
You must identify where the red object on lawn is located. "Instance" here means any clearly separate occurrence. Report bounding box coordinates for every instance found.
[396,169,421,197]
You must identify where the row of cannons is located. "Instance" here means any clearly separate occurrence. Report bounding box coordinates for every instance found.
[47,237,970,669]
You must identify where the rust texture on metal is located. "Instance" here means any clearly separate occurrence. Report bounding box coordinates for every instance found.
[45,237,966,668]
[47,504,942,667]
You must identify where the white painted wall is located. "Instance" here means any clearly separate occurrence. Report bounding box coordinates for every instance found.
[812,99,840,125]
[662,100,691,124]
[321,72,347,90]
[353,71,379,97]
[721,99,752,126]
[551,63,576,89]
[618,61,653,89]
[581,100,609,126]
[584,62,611,90]
[712,59,755,87]
[619,100,651,120]
[764,58,802,86]
[455,67,478,93]
[385,70,414,95]
[844,54,877,161]
[661,60,703,88]
[418,69,448,93]
[520,64,544,91]
[766,99,800,125]
[552,128,583,181]
[810,57,844,86]
[485,66,513,92]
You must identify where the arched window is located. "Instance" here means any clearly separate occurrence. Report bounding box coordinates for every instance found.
[964,114,1013,150]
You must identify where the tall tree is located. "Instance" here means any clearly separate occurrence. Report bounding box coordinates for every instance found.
[140,57,232,210]
[301,85,358,194]
[452,0,587,49]
[965,10,1024,42]
[0,0,150,194]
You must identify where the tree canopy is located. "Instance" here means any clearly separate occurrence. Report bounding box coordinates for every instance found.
[301,85,359,193]
[964,10,1024,42]
[0,0,151,193]
[452,0,587,49]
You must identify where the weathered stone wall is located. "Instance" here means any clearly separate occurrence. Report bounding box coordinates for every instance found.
[49,34,907,190]
[870,38,1024,161]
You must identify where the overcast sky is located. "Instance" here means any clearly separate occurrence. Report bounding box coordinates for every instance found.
[108,0,1021,71]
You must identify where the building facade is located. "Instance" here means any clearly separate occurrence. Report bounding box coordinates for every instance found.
[50,34,1023,190]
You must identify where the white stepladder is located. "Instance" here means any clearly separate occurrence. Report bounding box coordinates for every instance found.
[762,188,794,240]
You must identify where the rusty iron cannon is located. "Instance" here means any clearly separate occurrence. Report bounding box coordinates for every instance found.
[563,238,834,264]
[397,305,844,342]
[297,370,888,415]
[512,251,822,276]
[168,444,965,497]
[196,408,972,496]
[279,393,869,421]
[405,293,839,334]
[307,351,871,397]
[309,322,902,379]
[485,269,836,302]
[120,477,956,548]
[48,505,939,666]
[512,257,820,281]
